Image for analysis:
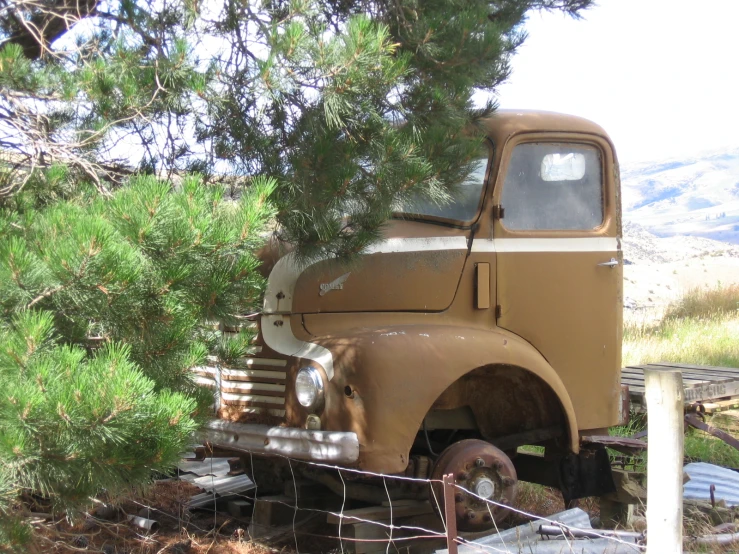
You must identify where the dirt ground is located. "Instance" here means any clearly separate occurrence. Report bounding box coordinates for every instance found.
[32,477,586,554]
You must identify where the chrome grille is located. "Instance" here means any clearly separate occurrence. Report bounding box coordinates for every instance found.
[192,348,288,418]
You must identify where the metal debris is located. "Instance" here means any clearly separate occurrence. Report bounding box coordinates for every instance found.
[685,413,739,453]
[177,450,255,510]
[127,515,159,531]
[177,457,232,477]
[436,508,641,553]
[684,462,739,507]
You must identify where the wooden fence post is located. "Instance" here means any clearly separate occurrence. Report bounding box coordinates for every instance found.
[644,368,684,554]
[442,473,458,554]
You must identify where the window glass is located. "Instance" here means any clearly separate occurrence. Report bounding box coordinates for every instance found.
[500,143,603,231]
[396,158,488,223]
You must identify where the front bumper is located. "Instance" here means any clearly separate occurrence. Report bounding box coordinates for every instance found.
[200,419,360,464]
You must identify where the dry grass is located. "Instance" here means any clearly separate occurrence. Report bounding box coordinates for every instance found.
[624,286,739,369]
[623,285,739,468]
[663,284,739,320]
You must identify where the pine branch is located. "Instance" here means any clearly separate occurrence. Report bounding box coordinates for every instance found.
[25,284,64,308]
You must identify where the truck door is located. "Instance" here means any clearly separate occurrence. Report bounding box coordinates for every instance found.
[493,135,622,431]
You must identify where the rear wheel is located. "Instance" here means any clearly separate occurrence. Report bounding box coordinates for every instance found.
[430,439,518,531]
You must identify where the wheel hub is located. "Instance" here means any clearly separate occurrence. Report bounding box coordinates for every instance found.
[430,439,518,531]
[472,476,496,499]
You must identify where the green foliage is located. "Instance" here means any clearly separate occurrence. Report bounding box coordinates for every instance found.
[0,310,199,550]
[0,175,276,390]
[0,176,275,546]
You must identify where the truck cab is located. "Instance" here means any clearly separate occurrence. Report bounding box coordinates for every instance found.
[202,110,625,530]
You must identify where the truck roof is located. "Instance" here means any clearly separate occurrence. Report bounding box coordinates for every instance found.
[484,110,611,144]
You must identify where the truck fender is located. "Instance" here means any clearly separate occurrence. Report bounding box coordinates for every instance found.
[312,324,580,473]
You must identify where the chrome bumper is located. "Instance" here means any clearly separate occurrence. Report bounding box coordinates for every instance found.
[200,419,360,464]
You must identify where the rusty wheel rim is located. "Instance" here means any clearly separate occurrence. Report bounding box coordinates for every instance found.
[430,439,518,531]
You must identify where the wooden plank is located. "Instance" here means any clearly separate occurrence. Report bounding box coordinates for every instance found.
[623,367,739,384]
[623,367,708,379]
[683,380,739,403]
[625,366,736,382]
[642,367,738,380]
[251,495,296,527]
[627,380,739,405]
[646,363,739,376]
[647,362,739,372]
[326,501,433,525]
[622,370,715,383]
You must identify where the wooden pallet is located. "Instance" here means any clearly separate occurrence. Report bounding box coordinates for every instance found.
[623,363,739,412]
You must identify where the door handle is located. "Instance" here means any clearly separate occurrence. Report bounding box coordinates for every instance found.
[597,257,619,268]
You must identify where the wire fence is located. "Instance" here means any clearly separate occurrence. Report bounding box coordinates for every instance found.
[104,445,649,554]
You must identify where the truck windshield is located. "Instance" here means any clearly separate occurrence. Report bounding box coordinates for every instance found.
[394,158,488,223]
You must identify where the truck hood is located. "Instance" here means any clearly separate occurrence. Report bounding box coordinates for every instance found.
[262,221,470,315]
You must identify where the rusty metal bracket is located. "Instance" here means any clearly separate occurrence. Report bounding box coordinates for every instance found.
[442,473,459,554]
[580,435,647,456]
[685,413,739,453]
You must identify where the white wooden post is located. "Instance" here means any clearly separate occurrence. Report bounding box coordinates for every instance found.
[644,368,684,554]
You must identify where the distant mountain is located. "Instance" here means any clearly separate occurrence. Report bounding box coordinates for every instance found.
[621,148,739,243]
[622,221,739,265]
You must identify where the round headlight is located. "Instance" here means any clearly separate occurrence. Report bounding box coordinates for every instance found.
[295,367,324,411]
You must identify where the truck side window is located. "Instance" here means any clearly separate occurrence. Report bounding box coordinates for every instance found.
[396,157,488,223]
[500,143,603,231]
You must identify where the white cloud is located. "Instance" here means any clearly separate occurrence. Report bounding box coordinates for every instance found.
[483,0,739,163]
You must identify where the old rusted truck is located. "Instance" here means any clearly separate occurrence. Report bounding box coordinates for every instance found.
[200,110,627,530]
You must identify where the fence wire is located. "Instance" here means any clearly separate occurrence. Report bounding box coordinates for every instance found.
[107,444,650,554]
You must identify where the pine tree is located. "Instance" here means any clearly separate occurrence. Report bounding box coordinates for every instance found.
[0,0,592,548]
[0,174,276,548]
[204,0,593,260]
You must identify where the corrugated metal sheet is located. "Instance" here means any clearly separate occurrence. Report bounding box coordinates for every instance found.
[684,462,739,506]
[178,450,256,509]
[177,457,232,477]
[437,508,641,554]
[478,539,640,553]
[185,474,255,495]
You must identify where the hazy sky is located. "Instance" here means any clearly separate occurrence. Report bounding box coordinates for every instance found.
[486,0,739,163]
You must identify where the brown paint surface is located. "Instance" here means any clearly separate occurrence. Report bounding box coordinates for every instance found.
[237,110,623,473]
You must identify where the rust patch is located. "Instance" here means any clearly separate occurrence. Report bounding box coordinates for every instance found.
[432,365,565,447]
[216,406,285,426]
